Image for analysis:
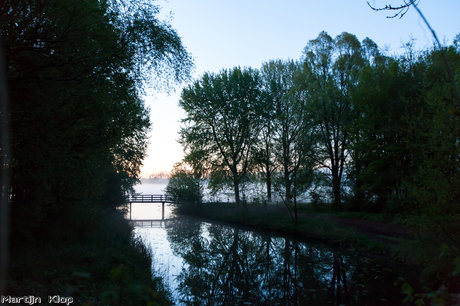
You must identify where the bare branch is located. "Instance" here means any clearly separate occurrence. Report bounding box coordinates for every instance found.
[410,4,460,106]
[368,0,460,106]
[367,0,419,18]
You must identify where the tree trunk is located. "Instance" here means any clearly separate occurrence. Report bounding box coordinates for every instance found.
[332,165,342,211]
[353,159,364,208]
[266,170,272,202]
[265,122,272,203]
[334,253,342,305]
[283,239,290,304]
[284,170,292,203]
[233,177,240,205]
[294,182,298,226]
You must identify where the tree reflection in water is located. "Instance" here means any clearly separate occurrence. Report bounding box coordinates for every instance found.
[164,217,413,305]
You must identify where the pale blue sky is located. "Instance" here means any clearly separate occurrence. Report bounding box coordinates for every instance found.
[141,0,460,177]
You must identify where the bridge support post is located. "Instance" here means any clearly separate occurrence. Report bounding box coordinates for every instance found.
[130,202,132,220]
[162,202,165,220]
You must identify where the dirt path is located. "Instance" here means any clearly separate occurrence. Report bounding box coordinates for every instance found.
[334,217,408,245]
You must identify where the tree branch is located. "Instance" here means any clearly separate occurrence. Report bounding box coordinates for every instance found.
[367,0,419,19]
[368,1,460,107]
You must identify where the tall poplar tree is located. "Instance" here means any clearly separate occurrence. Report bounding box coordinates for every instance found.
[179,67,263,205]
[299,31,366,210]
[260,59,314,204]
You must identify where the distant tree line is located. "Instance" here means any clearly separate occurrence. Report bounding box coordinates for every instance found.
[145,172,171,179]
[175,30,460,248]
[1,0,192,242]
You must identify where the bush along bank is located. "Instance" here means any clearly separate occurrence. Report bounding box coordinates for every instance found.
[7,210,172,306]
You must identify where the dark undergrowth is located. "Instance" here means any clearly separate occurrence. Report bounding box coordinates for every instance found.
[7,210,172,306]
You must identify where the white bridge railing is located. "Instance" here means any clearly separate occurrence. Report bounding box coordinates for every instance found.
[126,194,176,220]
[127,194,175,203]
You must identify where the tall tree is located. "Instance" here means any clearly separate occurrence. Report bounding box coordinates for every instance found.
[261,60,315,207]
[299,31,365,210]
[251,68,277,203]
[1,0,193,239]
[405,42,460,248]
[179,67,263,205]
[351,41,428,211]
[258,60,294,203]
[402,42,460,244]
[345,37,387,209]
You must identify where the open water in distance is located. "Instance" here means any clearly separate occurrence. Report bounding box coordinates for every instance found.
[133,183,418,305]
[133,179,304,204]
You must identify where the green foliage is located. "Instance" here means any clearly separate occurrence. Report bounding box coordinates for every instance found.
[98,264,167,306]
[404,45,460,229]
[351,39,460,222]
[299,31,381,210]
[396,261,460,306]
[179,67,263,205]
[106,0,194,92]
[165,163,203,206]
[260,59,316,204]
[350,44,425,212]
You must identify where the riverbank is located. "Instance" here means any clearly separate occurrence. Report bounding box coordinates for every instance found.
[7,211,172,305]
[175,202,410,261]
[180,202,460,304]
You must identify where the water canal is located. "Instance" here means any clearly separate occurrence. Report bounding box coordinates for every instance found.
[132,182,418,305]
[134,215,418,305]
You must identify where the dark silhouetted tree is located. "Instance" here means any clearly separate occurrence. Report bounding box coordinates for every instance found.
[1,0,193,240]
[179,67,263,205]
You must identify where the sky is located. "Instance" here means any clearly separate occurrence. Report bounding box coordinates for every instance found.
[140,0,460,177]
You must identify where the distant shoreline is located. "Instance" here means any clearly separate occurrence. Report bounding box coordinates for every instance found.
[140,178,169,184]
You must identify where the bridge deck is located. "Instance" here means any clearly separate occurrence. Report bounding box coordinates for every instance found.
[127,194,175,203]
[127,194,175,220]
[130,218,179,228]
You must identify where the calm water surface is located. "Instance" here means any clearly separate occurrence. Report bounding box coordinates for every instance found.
[134,216,417,306]
[133,182,418,305]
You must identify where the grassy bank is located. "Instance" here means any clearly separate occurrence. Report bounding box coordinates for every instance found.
[7,211,172,306]
[175,202,395,258]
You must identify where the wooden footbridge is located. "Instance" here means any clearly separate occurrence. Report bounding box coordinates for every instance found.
[127,194,175,220]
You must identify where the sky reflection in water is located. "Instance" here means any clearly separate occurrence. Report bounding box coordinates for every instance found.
[135,217,416,306]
